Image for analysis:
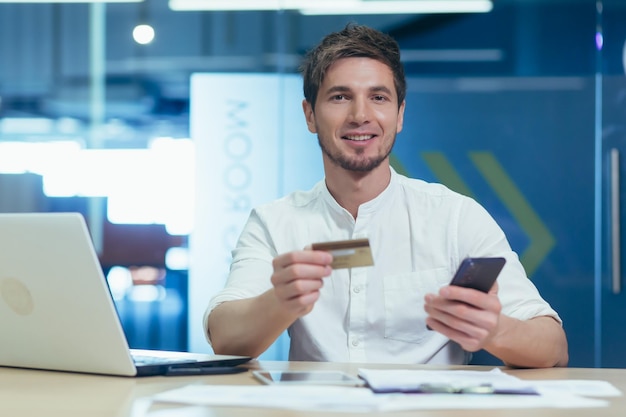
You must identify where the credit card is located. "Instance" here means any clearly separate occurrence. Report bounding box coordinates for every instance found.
[311,238,374,269]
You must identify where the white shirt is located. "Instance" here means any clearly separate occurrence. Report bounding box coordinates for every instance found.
[205,168,561,364]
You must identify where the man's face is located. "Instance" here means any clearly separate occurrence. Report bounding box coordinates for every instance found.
[303,57,405,172]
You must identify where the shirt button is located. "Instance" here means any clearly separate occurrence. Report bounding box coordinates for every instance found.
[353,286,361,293]
[351,339,360,347]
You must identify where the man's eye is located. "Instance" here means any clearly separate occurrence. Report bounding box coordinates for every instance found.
[373,95,387,102]
[332,94,347,101]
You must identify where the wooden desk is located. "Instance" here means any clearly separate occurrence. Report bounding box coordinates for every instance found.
[1,361,625,417]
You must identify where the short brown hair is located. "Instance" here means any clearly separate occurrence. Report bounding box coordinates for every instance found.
[299,23,406,110]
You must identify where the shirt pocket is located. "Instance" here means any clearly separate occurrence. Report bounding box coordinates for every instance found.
[383,268,449,344]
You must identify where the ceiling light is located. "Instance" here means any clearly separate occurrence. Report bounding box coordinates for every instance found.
[301,1,493,15]
[170,0,348,11]
[133,24,155,45]
[169,0,493,14]
[0,0,143,3]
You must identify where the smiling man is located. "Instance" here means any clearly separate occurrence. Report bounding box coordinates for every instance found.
[204,24,568,368]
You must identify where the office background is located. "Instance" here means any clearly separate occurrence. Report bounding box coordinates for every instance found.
[0,0,624,368]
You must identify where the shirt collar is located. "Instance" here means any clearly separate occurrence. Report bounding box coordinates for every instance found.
[320,166,399,219]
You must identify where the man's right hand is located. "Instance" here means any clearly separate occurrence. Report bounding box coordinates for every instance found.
[270,249,333,317]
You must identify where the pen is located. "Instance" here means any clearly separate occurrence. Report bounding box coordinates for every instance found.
[418,383,494,394]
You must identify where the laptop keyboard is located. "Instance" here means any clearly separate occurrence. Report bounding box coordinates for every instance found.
[132,354,197,366]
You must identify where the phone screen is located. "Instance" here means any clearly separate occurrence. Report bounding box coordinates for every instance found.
[252,370,364,386]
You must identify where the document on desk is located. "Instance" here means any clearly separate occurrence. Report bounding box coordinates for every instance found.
[152,371,613,412]
[358,368,622,398]
[528,379,622,397]
[153,385,385,412]
[358,367,537,394]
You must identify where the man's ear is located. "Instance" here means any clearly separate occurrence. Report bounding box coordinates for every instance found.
[302,99,317,134]
[396,100,406,134]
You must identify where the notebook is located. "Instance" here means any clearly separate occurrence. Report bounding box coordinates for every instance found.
[0,212,251,377]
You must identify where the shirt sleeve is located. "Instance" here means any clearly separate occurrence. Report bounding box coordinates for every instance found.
[203,209,276,344]
[455,196,562,324]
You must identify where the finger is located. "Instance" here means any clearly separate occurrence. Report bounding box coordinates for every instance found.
[274,276,325,301]
[281,290,321,312]
[271,263,332,288]
[425,294,500,351]
[431,319,487,352]
[439,285,500,311]
[428,292,500,327]
[274,279,324,316]
[425,306,492,352]
[273,250,333,270]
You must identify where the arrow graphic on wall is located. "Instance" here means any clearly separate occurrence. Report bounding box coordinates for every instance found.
[391,151,555,278]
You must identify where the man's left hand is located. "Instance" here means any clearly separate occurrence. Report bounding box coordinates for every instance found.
[424,282,502,352]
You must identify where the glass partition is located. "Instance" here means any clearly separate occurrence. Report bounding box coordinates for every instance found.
[0,0,612,367]
[598,0,626,368]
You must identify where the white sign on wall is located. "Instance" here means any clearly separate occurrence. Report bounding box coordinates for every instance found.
[188,73,323,358]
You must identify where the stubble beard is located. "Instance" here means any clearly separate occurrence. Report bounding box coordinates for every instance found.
[317,135,396,172]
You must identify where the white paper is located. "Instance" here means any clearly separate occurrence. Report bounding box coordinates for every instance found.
[358,367,535,393]
[378,392,608,411]
[154,384,384,412]
[529,379,623,397]
[152,381,610,412]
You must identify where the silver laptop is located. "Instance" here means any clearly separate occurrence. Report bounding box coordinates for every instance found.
[0,212,251,377]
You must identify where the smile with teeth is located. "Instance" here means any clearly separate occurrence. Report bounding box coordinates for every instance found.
[343,134,375,141]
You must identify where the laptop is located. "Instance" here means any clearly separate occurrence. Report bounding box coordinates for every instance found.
[0,212,251,377]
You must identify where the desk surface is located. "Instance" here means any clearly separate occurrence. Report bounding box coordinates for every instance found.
[1,360,625,417]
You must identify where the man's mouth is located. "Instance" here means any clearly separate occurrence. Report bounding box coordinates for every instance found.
[343,134,375,141]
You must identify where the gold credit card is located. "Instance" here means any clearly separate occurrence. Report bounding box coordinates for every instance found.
[311,238,374,269]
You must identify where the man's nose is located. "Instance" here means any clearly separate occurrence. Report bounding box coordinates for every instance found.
[348,97,370,124]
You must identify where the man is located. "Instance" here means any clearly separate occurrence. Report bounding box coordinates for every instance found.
[204,23,568,368]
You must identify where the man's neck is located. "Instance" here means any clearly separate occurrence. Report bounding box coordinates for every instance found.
[324,161,392,219]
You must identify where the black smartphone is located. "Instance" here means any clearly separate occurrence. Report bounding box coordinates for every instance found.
[449,257,506,293]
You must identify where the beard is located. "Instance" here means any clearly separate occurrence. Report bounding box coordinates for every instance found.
[317,135,395,172]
